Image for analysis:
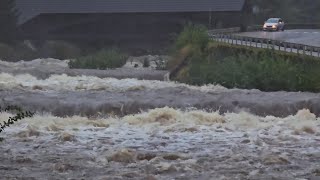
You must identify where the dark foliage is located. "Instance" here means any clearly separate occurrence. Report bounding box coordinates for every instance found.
[0,105,35,134]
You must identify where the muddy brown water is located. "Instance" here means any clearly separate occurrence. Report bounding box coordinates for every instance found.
[0,59,319,179]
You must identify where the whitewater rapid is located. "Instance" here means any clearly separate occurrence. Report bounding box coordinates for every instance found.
[0,59,319,179]
[1,108,319,179]
[1,71,319,117]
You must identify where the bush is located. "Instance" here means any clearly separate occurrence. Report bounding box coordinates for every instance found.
[143,58,150,68]
[68,48,128,69]
[174,24,209,52]
[40,41,81,60]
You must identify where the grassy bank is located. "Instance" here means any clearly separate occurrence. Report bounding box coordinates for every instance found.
[170,25,320,92]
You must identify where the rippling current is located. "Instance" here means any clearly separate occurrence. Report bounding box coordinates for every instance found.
[0,59,319,179]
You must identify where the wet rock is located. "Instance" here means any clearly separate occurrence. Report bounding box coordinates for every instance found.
[241,139,251,144]
[32,85,43,90]
[137,153,157,161]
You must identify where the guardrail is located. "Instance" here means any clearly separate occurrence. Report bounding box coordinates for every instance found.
[209,34,320,57]
[209,23,320,35]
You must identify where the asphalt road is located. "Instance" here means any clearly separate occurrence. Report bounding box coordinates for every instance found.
[236,29,320,47]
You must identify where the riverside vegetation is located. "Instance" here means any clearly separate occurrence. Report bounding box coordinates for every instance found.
[169,25,320,92]
[0,105,35,141]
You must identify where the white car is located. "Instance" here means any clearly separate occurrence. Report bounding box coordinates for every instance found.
[263,18,285,31]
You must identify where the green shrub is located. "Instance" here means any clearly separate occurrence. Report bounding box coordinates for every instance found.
[143,58,150,68]
[40,41,81,60]
[69,48,128,69]
[174,24,209,52]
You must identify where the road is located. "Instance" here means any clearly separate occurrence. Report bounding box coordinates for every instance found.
[236,29,320,47]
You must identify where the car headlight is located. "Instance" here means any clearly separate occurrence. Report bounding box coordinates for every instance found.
[263,25,267,28]
[272,25,277,28]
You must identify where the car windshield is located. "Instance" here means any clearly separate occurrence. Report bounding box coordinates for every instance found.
[266,19,279,23]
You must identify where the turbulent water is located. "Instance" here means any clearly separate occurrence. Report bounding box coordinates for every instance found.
[0,59,320,179]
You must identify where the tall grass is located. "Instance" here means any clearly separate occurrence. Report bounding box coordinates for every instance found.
[68,48,128,69]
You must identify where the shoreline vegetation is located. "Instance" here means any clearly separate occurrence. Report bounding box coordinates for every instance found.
[169,25,320,92]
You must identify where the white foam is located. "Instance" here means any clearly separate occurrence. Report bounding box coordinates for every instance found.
[0,72,227,92]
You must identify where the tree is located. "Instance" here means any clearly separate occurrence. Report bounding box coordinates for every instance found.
[0,0,19,43]
[249,0,320,24]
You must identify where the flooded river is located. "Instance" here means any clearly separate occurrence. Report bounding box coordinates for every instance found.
[0,59,319,179]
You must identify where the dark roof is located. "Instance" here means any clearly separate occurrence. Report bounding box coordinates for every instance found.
[16,0,245,24]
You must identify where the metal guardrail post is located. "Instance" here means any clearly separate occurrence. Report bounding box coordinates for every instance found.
[271,41,275,50]
[303,46,306,55]
[284,43,287,52]
[310,47,313,56]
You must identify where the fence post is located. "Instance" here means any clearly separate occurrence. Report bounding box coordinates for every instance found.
[255,39,258,48]
[290,44,293,52]
[272,41,275,50]
[278,42,281,51]
[303,46,305,55]
[310,47,313,56]
[284,43,287,52]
